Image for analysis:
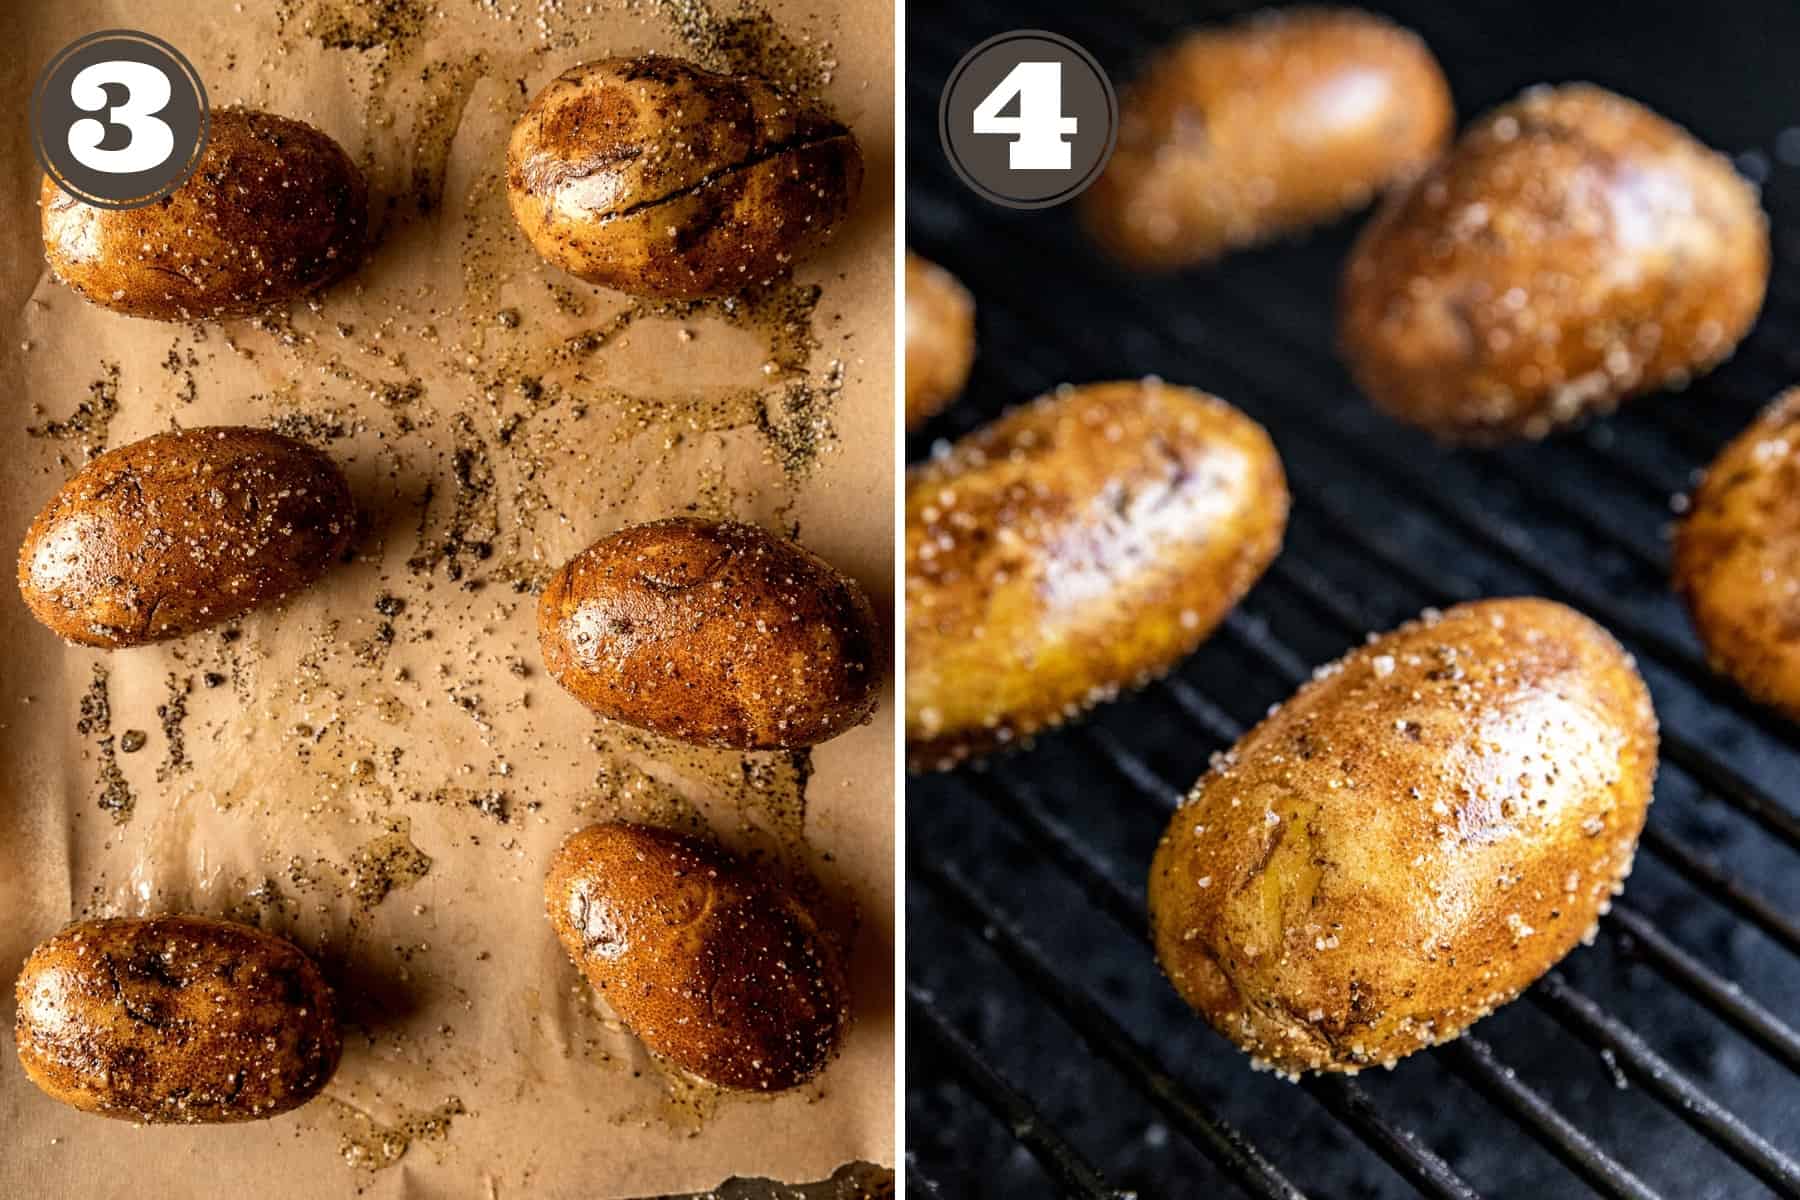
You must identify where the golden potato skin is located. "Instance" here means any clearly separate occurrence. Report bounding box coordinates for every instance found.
[1340,84,1769,442]
[507,55,862,299]
[906,380,1288,771]
[1149,598,1657,1076]
[905,252,976,429]
[1674,389,1800,720]
[14,916,341,1123]
[544,822,848,1091]
[538,518,881,749]
[41,108,366,321]
[1082,8,1451,269]
[19,427,353,648]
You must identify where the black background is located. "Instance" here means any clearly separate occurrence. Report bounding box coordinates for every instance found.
[906,1,1800,1196]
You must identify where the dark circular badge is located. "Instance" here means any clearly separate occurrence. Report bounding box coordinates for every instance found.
[938,30,1117,211]
[31,29,210,210]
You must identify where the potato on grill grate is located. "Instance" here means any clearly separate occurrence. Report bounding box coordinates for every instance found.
[1149,597,1657,1076]
[1340,84,1768,442]
[906,379,1288,771]
[1675,387,1800,722]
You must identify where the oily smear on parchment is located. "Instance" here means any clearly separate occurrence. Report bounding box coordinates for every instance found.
[36,0,862,1169]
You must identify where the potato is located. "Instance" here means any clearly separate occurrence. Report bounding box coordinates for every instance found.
[906,379,1288,771]
[507,55,862,299]
[1340,84,1769,442]
[18,426,354,648]
[544,822,848,1091]
[1149,598,1657,1076]
[1674,388,1800,720]
[905,252,976,429]
[538,518,881,749]
[14,915,341,1122]
[41,107,366,321]
[1082,8,1451,269]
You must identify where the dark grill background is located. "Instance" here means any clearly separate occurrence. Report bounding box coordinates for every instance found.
[904,1,1800,1196]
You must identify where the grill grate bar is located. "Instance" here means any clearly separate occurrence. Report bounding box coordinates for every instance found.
[909,985,1128,1199]
[1656,739,1800,852]
[955,770,1486,1197]
[1636,826,1800,957]
[919,843,1310,1200]
[1531,976,1800,1196]
[1604,906,1800,1074]
[1437,1038,1661,1200]
[1083,710,1800,1192]
[909,193,1800,757]
[963,764,1625,1200]
[920,0,1800,486]
[907,209,1800,857]
[910,14,1800,1188]
[929,254,1800,1179]
[1138,602,1800,1075]
[1299,1077,1483,1200]
[1230,570,1800,958]
[1263,551,1800,860]
[905,1155,947,1199]
[1162,642,1800,1022]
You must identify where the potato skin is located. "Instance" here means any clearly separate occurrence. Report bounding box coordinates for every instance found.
[1674,389,1800,720]
[507,55,862,299]
[1082,8,1451,269]
[1149,598,1657,1076]
[1340,84,1769,442]
[18,427,354,648]
[906,380,1288,771]
[905,252,976,429]
[538,518,881,749]
[544,822,848,1091]
[41,108,366,321]
[14,916,341,1123]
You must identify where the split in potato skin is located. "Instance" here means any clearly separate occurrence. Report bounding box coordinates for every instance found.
[506,54,862,300]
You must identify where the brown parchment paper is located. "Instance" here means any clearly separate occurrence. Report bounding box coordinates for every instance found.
[0,1,894,1197]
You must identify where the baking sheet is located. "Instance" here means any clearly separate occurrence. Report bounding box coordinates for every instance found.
[0,0,894,1196]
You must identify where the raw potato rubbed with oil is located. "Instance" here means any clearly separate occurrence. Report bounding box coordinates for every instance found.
[18,426,354,648]
[41,107,366,321]
[538,518,882,749]
[1083,7,1452,269]
[1340,84,1769,442]
[906,379,1288,771]
[1148,598,1657,1076]
[14,916,341,1123]
[507,54,862,299]
[1675,388,1800,722]
[544,822,848,1091]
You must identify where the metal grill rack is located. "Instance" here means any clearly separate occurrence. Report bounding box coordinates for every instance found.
[905,1,1800,1195]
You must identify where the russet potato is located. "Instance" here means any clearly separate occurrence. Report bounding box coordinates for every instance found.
[906,379,1288,770]
[538,518,882,749]
[1149,598,1657,1075]
[18,426,354,647]
[14,916,341,1123]
[544,822,848,1091]
[1340,84,1768,441]
[1083,8,1452,269]
[41,108,366,321]
[507,55,862,299]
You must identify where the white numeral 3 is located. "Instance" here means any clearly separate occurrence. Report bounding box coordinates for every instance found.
[67,60,175,174]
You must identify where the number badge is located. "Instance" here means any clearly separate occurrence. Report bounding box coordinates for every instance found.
[939,31,1117,210]
[31,30,209,210]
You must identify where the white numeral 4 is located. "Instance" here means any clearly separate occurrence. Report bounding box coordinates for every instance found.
[971,61,1077,170]
[67,60,176,174]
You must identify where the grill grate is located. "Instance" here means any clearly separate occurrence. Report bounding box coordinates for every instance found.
[906,0,1800,1195]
